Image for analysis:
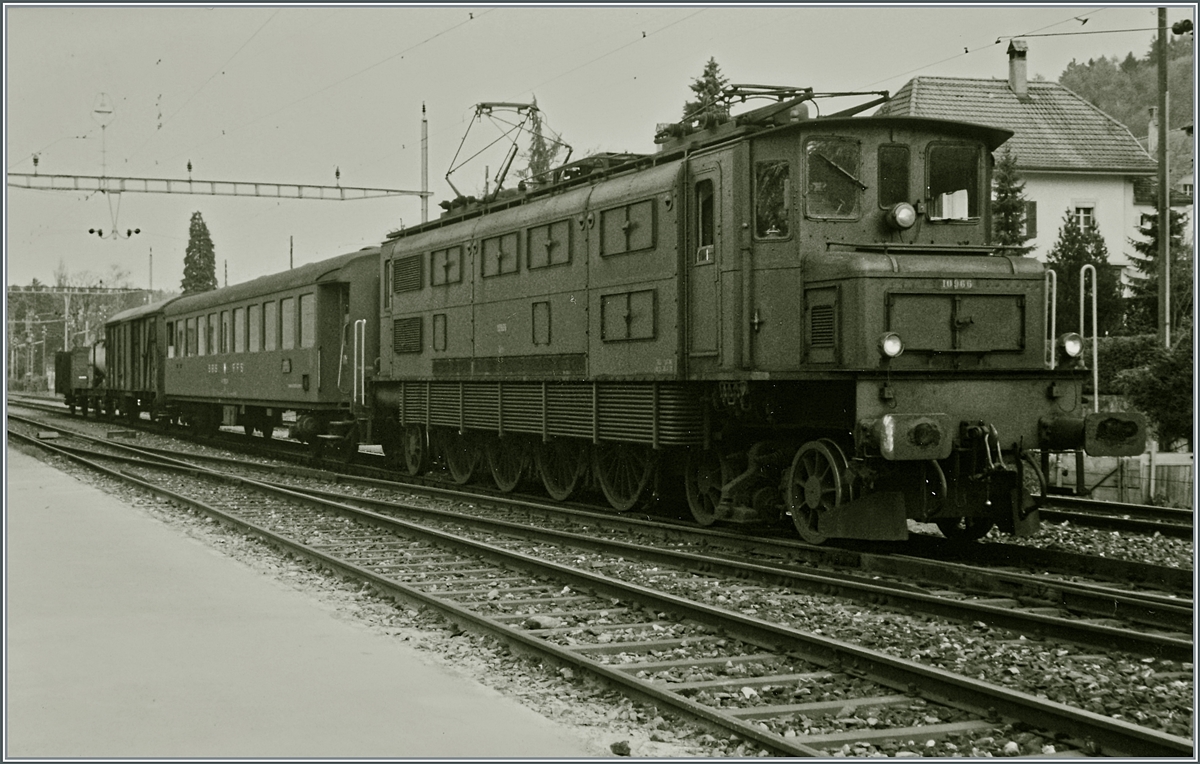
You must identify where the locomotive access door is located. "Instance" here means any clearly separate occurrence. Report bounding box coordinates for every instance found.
[686,161,722,366]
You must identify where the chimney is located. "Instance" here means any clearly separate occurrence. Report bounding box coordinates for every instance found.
[1007,39,1029,100]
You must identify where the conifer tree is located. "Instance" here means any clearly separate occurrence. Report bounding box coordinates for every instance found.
[1045,209,1122,336]
[681,57,730,127]
[517,96,565,187]
[1124,208,1193,334]
[181,211,217,295]
[991,147,1033,255]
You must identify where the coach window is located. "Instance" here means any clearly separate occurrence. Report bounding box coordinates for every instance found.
[186,317,197,356]
[299,293,315,348]
[220,311,230,353]
[198,315,208,355]
[233,307,246,353]
[754,161,790,238]
[248,304,261,352]
[805,137,863,219]
[264,301,278,351]
[281,297,296,350]
[878,144,910,208]
[927,143,980,220]
[208,314,219,355]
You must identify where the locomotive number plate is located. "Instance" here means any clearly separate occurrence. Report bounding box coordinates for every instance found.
[940,279,974,289]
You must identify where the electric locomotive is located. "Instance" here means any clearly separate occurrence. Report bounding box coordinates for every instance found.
[370,86,1145,542]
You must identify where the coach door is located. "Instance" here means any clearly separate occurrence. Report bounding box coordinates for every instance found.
[687,160,722,368]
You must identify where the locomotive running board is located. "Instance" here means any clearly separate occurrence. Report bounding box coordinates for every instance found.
[820,492,908,541]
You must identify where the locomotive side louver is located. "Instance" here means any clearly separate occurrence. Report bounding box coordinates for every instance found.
[810,305,835,347]
[393,317,422,353]
[393,254,423,293]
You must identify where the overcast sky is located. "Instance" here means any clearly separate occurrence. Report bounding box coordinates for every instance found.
[5,4,1194,291]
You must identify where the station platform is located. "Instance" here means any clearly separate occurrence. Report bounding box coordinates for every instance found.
[5,445,602,758]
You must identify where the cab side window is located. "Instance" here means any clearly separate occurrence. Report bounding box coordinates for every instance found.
[805,137,862,219]
[754,161,790,238]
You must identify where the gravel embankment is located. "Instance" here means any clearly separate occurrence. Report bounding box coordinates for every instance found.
[10,425,1194,757]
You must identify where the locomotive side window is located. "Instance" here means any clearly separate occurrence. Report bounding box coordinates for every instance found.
[264,301,278,352]
[248,304,261,353]
[695,179,715,258]
[482,233,519,278]
[878,144,910,208]
[527,222,571,269]
[299,293,315,349]
[280,297,296,350]
[805,137,863,219]
[233,308,246,353]
[600,200,655,256]
[754,161,790,238]
[927,143,980,219]
[431,246,463,285]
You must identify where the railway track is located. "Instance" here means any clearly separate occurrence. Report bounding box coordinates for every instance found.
[9,411,1193,653]
[7,417,1194,756]
[11,393,1194,542]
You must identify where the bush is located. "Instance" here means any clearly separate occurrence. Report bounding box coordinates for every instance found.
[1090,334,1160,394]
[1114,323,1194,451]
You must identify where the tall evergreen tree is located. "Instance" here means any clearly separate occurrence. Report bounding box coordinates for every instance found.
[181,211,217,295]
[1124,208,1193,335]
[991,147,1033,255]
[516,96,565,187]
[681,57,730,128]
[1045,209,1123,336]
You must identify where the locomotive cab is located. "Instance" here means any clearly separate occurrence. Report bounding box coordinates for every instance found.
[675,111,1145,541]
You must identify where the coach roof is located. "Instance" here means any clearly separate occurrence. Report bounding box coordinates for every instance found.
[164,247,379,317]
[106,296,182,326]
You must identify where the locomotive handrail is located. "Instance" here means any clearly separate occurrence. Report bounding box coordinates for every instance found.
[1079,264,1099,413]
[1045,269,1057,369]
[353,319,366,409]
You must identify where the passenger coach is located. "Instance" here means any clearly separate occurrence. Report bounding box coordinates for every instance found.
[162,247,379,449]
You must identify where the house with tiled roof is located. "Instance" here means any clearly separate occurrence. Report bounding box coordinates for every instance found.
[878,40,1157,282]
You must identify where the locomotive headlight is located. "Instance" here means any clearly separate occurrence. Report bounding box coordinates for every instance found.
[1058,332,1084,358]
[878,332,904,358]
[886,202,917,230]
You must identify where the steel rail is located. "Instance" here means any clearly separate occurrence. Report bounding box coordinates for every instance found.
[10,429,1193,756]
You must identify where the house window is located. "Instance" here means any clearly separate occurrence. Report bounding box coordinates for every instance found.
[1023,201,1038,239]
[1073,205,1096,233]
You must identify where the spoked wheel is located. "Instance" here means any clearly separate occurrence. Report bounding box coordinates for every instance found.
[534,438,588,501]
[486,437,527,493]
[935,517,994,541]
[684,447,725,526]
[441,430,480,485]
[593,442,655,512]
[785,440,850,544]
[399,424,428,476]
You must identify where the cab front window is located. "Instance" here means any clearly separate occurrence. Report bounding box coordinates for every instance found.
[805,137,863,219]
[928,143,981,220]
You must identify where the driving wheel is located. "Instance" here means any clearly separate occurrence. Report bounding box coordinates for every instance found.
[535,438,588,501]
[486,436,526,493]
[442,430,480,485]
[593,442,654,512]
[785,440,849,544]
